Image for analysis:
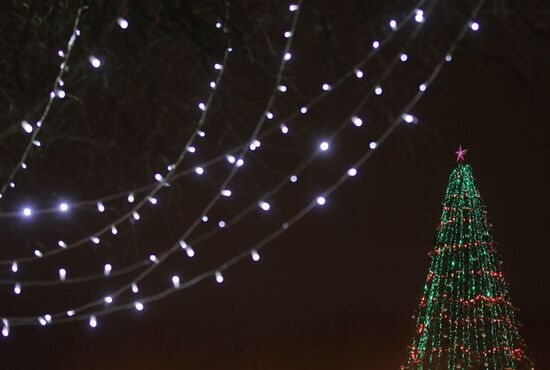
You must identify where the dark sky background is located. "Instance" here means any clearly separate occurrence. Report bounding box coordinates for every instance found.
[0,1,549,369]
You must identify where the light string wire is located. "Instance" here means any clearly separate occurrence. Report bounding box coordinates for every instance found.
[0,0,426,271]
[0,0,428,218]
[7,0,483,326]
[0,3,87,200]
[1,0,434,287]
[4,0,483,326]
[0,5,233,268]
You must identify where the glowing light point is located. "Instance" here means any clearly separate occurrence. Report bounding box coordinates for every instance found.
[419,83,427,92]
[34,250,43,258]
[56,89,66,99]
[149,254,158,264]
[22,121,33,134]
[14,283,21,295]
[58,50,65,57]
[127,193,135,203]
[58,240,67,248]
[2,320,9,337]
[11,262,18,273]
[218,220,226,228]
[91,236,100,244]
[104,264,112,276]
[470,21,480,31]
[104,296,113,304]
[319,141,330,151]
[283,52,292,61]
[289,4,298,11]
[67,310,75,317]
[198,102,206,111]
[278,84,287,92]
[300,107,308,114]
[210,81,216,89]
[97,202,105,212]
[59,268,67,281]
[372,40,380,49]
[290,175,298,183]
[445,54,453,62]
[389,19,397,30]
[415,9,425,23]
[214,63,223,70]
[131,283,139,293]
[133,211,140,221]
[22,207,32,217]
[134,302,144,311]
[89,56,101,68]
[259,201,271,211]
[280,124,289,134]
[322,83,331,91]
[221,189,232,197]
[355,69,364,79]
[89,315,97,328]
[400,53,408,62]
[403,113,415,123]
[195,167,204,175]
[284,31,292,38]
[374,86,383,95]
[351,116,363,127]
[148,197,158,205]
[202,215,209,222]
[59,202,69,212]
[215,271,224,283]
[39,317,47,326]
[369,141,378,150]
[172,275,180,288]
[226,154,236,164]
[236,158,244,167]
[186,247,195,258]
[251,250,260,262]
[117,17,128,29]
[187,146,196,153]
[316,196,326,206]
[266,112,274,120]
[348,168,358,177]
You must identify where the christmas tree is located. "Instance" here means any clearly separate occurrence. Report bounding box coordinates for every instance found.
[403,148,534,369]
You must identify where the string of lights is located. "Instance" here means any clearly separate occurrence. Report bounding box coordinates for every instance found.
[1,0,485,331]
[0,3,87,201]
[1,0,442,289]
[0,0,428,219]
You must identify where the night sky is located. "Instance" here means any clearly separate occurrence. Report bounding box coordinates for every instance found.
[0,1,549,369]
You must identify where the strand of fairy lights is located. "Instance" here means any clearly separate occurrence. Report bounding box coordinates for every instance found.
[50,0,484,330]
[0,0,429,219]
[0,0,439,288]
[0,10,233,271]
[0,3,87,201]
[0,0,427,280]
[0,0,306,324]
[1,0,484,330]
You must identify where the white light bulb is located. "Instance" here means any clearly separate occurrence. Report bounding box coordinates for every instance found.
[372,41,380,49]
[374,86,383,95]
[221,189,232,197]
[2,320,9,337]
[89,56,101,68]
[67,310,75,317]
[236,158,244,167]
[445,54,453,62]
[117,17,128,29]
[21,121,33,134]
[290,175,298,183]
[284,31,292,38]
[21,163,27,169]
[402,113,415,123]
[172,275,180,288]
[369,141,378,149]
[58,240,67,248]
[127,193,135,203]
[322,83,331,91]
[148,197,158,205]
[111,225,118,235]
[44,314,52,323]
[300,107,308,114]
[218,220,226,228]
[215,21,222,29]
[39,317,47,326]
[259,201,271,211]
[14,283,21,295]
[283,52,292,61]
[104,296,113,304]
[59,202,69,212]
[197,130,206,137]
[419,83,427,92]
[11,262,18,273]
[355,69,364,79]
[226,154,236,164]
[251,250,260,262]
[289,4,298,11]
[470,21,479,31]
[400,53,408,62]
[210,81,216,89]
[186,246,195,258]
[202,215,209,222]
[89,315,97,328]
[134,302,144,311]
[133,211,140,221]
[319,141,329,151]
[22,207,32,217]
[187,146,196,153]
[266,112,274,119]
[215,271,224,283]
[280,124,289,134]
[97,202,105,212]
[198,102,206,111]
[154,173,163,182]
[195,167,204,175]
[131,283,139,293]
[316,196,326,206]
[104,264,112,276]
[58,50,65,57]
[348,168,358,177]
[389,19,397,30]
[91,236,100,244]
[56,90,66,98]
[59,268,67,281]
[415,9,424,23]
[149,254,158,263]
[351,116,363,127]
[214,63,223,70]
[278,84,288,92]
[34,250,43,258]
[32,140,41,147]
[9,182,15,188]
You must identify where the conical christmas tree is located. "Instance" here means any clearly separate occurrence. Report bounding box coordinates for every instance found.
[403,149,533,369]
